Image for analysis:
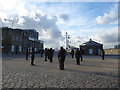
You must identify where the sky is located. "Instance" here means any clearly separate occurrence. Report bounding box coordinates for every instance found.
[0,0,119,49]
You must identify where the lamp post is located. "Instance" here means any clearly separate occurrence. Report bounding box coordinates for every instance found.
[4,19,14,28]
[65,32,70,49]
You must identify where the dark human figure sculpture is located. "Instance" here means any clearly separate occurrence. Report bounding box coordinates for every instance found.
[58,47,66,70]
[40,50,44,57]
[75,48,80,65]
[31,48,35,65]
[101,49,105,60]
[80,48,83,61]
[49,48,54,63]
[47,48,50,60]
[25,48,29,60]
[44,48,48,61]
[71,49,74,58]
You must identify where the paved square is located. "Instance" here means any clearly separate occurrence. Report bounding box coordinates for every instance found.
[2,54,118,88]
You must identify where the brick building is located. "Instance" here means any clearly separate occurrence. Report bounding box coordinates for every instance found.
[80,39,103,55]
[23,29,43,52]
[1,27,44,54]
[23,29,39,40]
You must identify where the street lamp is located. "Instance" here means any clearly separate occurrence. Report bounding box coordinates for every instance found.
[4,19,14,28]
[65,32,70,49]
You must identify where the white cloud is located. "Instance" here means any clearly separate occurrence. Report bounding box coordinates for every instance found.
[92,27,119,49]
[24,0,119,2]
[0,1,119,49]
[0,0,20,10]
[0,0,64,49]
[96,4,118,25]
[69,27,119,49]
[17,15,63,49]
[94,28,118,43]
[69,36,89,48]
[18,17,25,25]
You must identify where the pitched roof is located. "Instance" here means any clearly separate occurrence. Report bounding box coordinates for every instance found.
[83,39,102,46]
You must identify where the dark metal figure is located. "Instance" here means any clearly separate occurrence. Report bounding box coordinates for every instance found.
[101,49,105,60]
[71,49,74,58]
[75,48,80,65]
[25,48,29,60]
[31,48,35,65]
[58,47,66,70]
[49,48,54,63]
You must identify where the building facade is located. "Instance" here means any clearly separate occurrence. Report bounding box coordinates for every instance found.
[1,27,44,54]
[114,45,120,49]
[105,48,120,55]
[23,29,39,40]
[23,29,43,52]
[80,39,103,55]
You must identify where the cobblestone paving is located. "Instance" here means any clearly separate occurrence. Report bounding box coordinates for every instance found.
[2,54,118,88]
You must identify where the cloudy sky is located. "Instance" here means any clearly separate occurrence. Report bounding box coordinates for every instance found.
[0,0,119,49]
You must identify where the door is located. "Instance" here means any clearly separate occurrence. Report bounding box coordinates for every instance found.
[15,46,19,54]
[89,49,93,55]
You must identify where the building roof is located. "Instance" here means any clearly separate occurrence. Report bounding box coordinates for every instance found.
[23,29,37,32]
[0,27,9,29]
[82,39,102,46]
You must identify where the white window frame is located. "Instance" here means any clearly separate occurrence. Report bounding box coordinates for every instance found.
[0,45,4,48]
[19,46,22,52]
[11,45,15,52]
[35,48,37,52]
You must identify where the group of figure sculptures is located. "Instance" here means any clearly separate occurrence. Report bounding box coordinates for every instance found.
[25,47,105,70]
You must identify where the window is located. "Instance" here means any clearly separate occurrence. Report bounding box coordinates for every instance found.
[19,46,22,52]
[89,49,93,55]
[19,37,21,42]
[11,45,14,52]
[35,48,37,52]
[19,36,23,42]
[0,35,4,40]
[16,36,19,41]
[12,35,14,40]
[98,49,101,55]
[0,45,4,48]
[30,47,32,52]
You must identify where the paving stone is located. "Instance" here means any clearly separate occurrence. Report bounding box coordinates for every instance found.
[2,55,118,88]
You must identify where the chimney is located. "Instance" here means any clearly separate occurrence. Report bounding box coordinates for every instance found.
[90,39,92,41]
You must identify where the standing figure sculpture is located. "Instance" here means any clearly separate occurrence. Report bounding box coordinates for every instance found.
[75,48,80,65]
[80,48,83,61]
[40,50,44,57]
[58,47,66,70]
[101,49,105,60]
[31,48,35,65]
[71,49,74,58]
[44,48,48,61]
[49,48,54,63]
[25,48,29,60]
[47,48,50,60]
